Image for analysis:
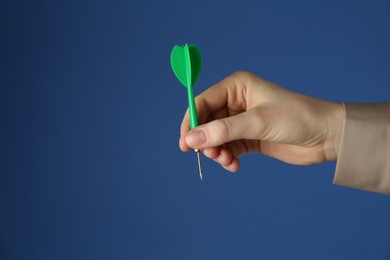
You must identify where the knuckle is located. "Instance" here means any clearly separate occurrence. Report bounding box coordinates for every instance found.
[230,71,258,90]
[232,71,250,78]
[231,71,256,81]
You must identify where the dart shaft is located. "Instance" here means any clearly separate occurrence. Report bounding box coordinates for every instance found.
[187,85,199,129]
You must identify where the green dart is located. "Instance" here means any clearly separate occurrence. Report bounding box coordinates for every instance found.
[170,43,203,180]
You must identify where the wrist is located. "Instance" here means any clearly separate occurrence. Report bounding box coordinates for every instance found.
[324,102,346,161]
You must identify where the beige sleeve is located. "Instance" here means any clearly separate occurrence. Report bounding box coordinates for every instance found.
[333,101,390,195]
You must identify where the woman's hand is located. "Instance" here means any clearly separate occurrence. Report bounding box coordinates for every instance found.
[179,71,345,172]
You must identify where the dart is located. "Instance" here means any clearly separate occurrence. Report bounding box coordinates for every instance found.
[170,43,203,180]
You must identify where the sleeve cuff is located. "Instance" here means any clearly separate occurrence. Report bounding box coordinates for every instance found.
[333,101,390,195]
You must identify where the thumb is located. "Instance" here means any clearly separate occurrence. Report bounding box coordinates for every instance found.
[185,109,264,149]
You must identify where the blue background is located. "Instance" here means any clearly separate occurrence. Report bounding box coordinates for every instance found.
[1,0,390,259]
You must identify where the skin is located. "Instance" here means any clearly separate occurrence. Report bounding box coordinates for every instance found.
[179,71,345,172]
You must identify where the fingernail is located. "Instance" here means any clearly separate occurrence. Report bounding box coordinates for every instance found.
[186,130,207,146]
[222,165,231,172]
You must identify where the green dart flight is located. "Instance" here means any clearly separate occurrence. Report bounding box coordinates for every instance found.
[170,43,203,180]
